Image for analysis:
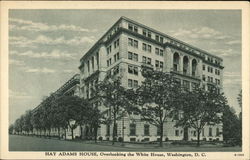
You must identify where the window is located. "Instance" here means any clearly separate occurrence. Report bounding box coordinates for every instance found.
[143,29,147,36]
[114,52,119,62]
[142,43,147,51]
[134,40,138,48]
[160,61,163,69]
[147,45,151,52]
[128,79,133,88]
[183,80,190,90]
[87,60,90,73]
[133,53,138,61]
[130,124,136,136]
[128,52,133,60]
[216,128,220,136]
[203,65,205,71]
[155,48,159,55]
[209,128,213,136]
[128,24,133,31]
[113,65,119,75]
[134,26,138,33]
[175,130,179,136]
[202,75,206,81]
[128,65,133,74]
[114,39,119,48]
[106,124,110,136]
[155,35,159,41]
[142,56,147,63]
[211,67,213,73]
[128,65,138,75]
[128,38,133,46]
[147,31,151,38]
[134,80,138,88]
[160,49,163,56]
[147,57,151,65]
[155,60,159,68]
[144,124,150,136]
[91,56,94,70]
[160,37,164,43]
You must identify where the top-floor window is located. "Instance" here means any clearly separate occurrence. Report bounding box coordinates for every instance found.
[114,39,119,49]
[143,29,147,36]
[155,35,159,41]
[160,37,164,43]
[147,31,151,38]
[128,24,133,31]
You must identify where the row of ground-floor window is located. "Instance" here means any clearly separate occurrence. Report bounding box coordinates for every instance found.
[15,118,223,142]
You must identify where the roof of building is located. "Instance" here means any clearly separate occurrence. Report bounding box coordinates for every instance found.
[79,16,223,64]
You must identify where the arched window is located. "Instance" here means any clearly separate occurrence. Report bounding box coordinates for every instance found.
[173,52,180,71]
[192,59,197,76]
[183,56,189,75]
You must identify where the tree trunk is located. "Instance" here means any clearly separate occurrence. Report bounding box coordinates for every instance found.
[183,127,189,141]
[94,125,98,143]
[160,123,163,147]
[80,125,83,139]
[71,128,74,140]
[112,112,117,145]
[197,129,201,147]
[58,127,60,139]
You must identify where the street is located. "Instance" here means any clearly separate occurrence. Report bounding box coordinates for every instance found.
[9,135,241,152]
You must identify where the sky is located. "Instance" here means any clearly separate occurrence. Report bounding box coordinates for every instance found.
[9,10,242,124]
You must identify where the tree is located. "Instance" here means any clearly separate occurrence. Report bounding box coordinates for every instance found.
[134,69,181,147]
[97,77,130,145]
[53,95,83,140]
[23,110,33,135]
[175,86,227,146]
[222,105,241,146]
[9,124,14,134]
[31,107,43,136]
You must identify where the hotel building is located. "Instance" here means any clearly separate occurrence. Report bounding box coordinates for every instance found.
[78,16,224,142]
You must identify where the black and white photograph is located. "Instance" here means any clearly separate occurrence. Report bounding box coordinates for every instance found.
[1,1,249,160]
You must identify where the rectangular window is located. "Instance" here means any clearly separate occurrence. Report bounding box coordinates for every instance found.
[160,62,163,69]
[147,45,151,52]
[128,79,133,88]
[143,29,147,36]
[133,53,138,61]
[147,58,151,65]
[175,130,179,136]
[142,56,147,63]
[114,54,117,62]
[134,26,138,33]
[148,31,151,38]
[144,124,150,136]
[128,38,133,46]
[128,52,133,60]
[203,65,205,71]
[107,60,109,67]
[128,65,133,74]
[134,67,138,75]
[155,48,159,55]
[209,128,213,136]
[87,60,90,72]
[202,75,206,81]
[92,56,94,70]
[130,124,136,136]
[160,37,164,43]
[134,80,138,88]
[155,60,159,68]
[117,52,120,60]
[211,67,213,73]
[142,43,147,51]
[134,40,138,48]
[106,125,110,136]
[183,80,190,90]
[155,35,159,41]
[128,24,133,31]
[160,49,163,56]
[216,128,220,136]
